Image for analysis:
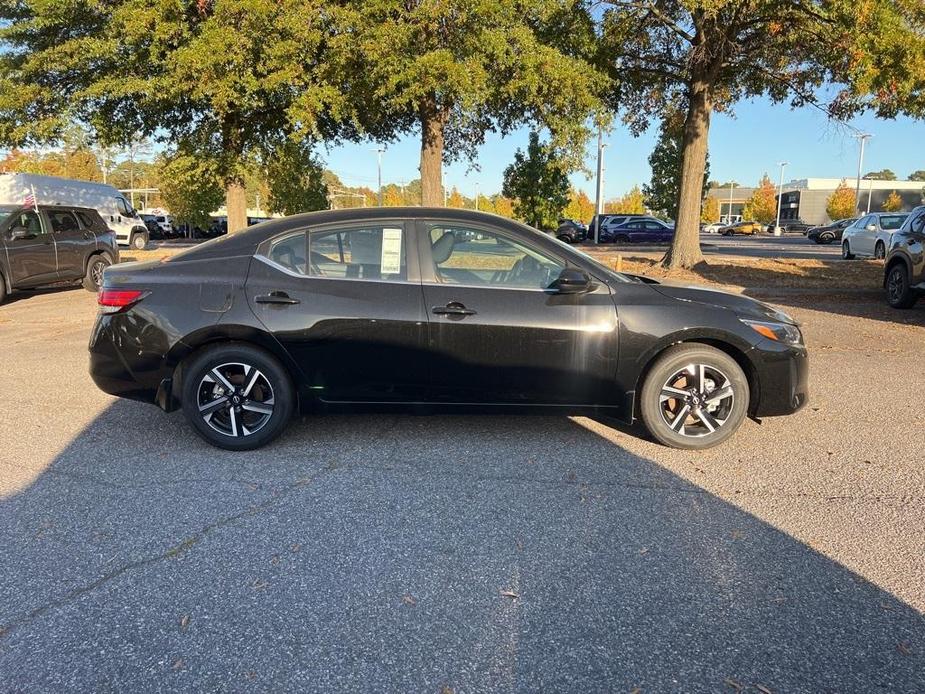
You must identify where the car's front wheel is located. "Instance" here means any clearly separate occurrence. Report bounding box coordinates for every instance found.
[131,231,148,250]
[885,263,918,309]
[874,241,886,259]
[842,241,855,260]
[640,344,750,450]
[181,343,295,450]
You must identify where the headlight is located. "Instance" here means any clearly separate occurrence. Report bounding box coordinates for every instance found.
[741,319,803,346]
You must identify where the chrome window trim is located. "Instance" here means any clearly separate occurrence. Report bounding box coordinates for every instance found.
[253,254,419,286]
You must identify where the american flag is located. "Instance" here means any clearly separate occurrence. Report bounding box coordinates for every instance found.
[23,192,35,209]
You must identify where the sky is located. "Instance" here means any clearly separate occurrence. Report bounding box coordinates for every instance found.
[319,96,924,201]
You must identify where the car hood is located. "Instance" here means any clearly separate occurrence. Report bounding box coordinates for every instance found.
[646,281,799,325]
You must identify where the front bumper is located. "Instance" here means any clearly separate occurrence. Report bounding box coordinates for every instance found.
[750,340,809,417]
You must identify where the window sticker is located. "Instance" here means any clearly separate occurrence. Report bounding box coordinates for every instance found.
[381,227,402,275]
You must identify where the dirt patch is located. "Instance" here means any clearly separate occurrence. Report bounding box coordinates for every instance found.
[581,250,883,290]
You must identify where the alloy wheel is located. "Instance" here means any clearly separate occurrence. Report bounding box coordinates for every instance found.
[887,267,906,304]
[658,363,735,438]
[90,260,106,288]
[197,362,275,437]
[875,243,885,260]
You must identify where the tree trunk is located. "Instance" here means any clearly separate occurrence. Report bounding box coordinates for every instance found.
[663,79,713,269]
[419,96,446,207]
[226,179,247,233]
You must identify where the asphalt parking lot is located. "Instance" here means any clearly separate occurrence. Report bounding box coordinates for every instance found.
[701,233,842,260]
[1,286,923,692]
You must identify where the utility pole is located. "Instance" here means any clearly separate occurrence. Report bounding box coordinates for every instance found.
[853,133,872,214]
[774,162,788,235]
[474,182,479,211]
[727,182,735,223]
[373,147,384,207]
[593,125,607,243]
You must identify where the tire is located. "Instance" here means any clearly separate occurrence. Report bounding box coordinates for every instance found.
[181,343,295,451]
[885,262,918,309]
[0,274,6,305]
[874,241,886,260]
[722,230,733,236]
[639,343,750,450]
[842,241,855,260]
[820,234,834,244]
[556,234,572,244]
[131,231,148,250]
[82,254,111,292]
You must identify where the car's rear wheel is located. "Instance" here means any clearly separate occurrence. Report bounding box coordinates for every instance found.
[885,263,918,309]
[874,241,886,259]
[181,343,294,450]
[842,241,855,260]
[556,234,572,244]
[82,254,110,292]
[640,344,750,450]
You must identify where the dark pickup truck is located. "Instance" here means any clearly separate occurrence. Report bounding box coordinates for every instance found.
[0,204,119,304]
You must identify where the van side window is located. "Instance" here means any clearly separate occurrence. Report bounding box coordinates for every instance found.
[116,198,133,216]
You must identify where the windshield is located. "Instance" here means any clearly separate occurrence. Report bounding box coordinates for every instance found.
[880,215,907,231]
[0,205,19,226]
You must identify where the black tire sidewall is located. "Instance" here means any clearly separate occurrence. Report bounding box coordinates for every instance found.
[875,242,885,259]
[842,242,854,259]
[640,344,750,450]
[886,265,916,309]
[83,255,110,291]
[181,343,294,450]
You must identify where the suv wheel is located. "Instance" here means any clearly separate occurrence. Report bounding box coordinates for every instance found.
[640,344,750,450]
[885,263,918,309]
[181,343,295,450]
[842,241,855,260]
[131,232,148,250]
[874,241,886,259]
[83,255,111,292]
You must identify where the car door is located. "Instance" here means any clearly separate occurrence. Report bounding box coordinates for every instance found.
[2,208,57,288]
[854,215,876,255]
[45,208,92,279]
[417,220,620,406]
[246,220,430,402]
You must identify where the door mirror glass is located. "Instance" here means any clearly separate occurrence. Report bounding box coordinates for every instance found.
[553,267,592,294]
[866,224,877,231]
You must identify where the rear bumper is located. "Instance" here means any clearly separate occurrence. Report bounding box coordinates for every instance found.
[88,315,170,405]
[751,341,809,417]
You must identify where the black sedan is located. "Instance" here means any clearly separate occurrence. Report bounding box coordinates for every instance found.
[89,208,808,451]
[806,218,857,244]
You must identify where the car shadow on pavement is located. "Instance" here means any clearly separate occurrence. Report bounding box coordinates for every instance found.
[1,399,922,692]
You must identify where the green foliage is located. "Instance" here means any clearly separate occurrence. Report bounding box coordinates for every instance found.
[157,154,225,229]
[642,109,709,218]
[864,169,897,180]
[502,131,569,229]
[908,170,925,182]
[264,143,329,215]
[826,180,857,221]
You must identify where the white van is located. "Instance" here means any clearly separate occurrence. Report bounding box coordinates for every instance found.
[0,173,149,249]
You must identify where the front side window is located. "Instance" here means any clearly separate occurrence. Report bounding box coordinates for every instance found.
[48,210,80,233]
[116,197,134,216]
[428,226,564,290]
[309,226,406,282]
[5,209,44,237]
[908,212,925,234]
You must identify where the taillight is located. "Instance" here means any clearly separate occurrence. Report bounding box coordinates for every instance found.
[98,289,147,314]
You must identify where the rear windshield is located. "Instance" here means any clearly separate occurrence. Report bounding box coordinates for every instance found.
[880,215,907,230]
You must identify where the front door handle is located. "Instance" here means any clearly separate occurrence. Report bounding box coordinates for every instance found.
[432,302,476,316]
[255,291,300,305]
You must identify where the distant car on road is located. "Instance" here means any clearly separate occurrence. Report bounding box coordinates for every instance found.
[841,212,909,260]
[806,218,857,244]
[89,207,808,452]
[702,222,725,234]
[588,214,652,241]
[720,220,763,236]
[602,218,675,244]
[883,206,924,308]
[769,220,812,234]
[554,218,587,244]
[0,203,119,304]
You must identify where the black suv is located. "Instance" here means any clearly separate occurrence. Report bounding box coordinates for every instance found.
[0,204,119,304]
[554,218,587,243]
[883,205,925,309]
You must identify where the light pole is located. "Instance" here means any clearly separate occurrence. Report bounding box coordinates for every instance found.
[373,147,384,206]
[727,182,735,223]
[774,161,788,235]
[593,125,608,243]
[853,133,872,214]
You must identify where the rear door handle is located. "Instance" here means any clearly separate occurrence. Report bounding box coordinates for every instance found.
[432,302,476,316]
[255,292,300,305]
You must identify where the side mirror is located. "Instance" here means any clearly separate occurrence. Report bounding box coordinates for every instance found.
[866,224,877,231]
[9,226,36,241]
[553,267,592,294]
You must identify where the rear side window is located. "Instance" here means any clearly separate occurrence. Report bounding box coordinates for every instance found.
[309,226,406,282]
[267,232,307,275]
[47,210,80,233]
[74,210,100,230]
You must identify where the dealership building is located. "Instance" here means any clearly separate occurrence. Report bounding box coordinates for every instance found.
[707,178,925,226]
